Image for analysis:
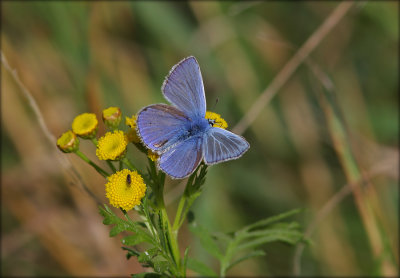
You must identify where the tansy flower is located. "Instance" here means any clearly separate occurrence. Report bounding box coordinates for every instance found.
[125,115,140,143]
[102,107,122,130]
[147,150,159,162]
[57,130,79,153]
[72,113,98,139]
[205,111,228,129]
[105,169,146,211]
[96,130,128,160]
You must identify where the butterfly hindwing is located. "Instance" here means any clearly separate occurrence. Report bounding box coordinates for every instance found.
[162,56,206,119]
[136,104,190,152]
[203,127,250,165]
[159,136,203,179]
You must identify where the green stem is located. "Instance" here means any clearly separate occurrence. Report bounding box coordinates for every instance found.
[75,150,109,177]
[122,157,137,171]
[160,206,181,274]
[106,160,116,173]
[91,137,98,146]
[172,195,187,232]
[119,160,123,171]
[138,204,157,240]
[152,170,182,275]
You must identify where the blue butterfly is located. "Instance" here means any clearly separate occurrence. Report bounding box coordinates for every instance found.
[137,56,250,179]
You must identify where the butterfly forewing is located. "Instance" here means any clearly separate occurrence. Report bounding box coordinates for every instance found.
[203,127,250,165]
[137,104,190,152]
[162,56,206,119]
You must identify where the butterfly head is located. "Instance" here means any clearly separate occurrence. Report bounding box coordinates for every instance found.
[207,118,216,126]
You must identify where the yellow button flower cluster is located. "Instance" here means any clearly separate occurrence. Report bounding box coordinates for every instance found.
[105,169,146,211]
[147,149,159,162]
[125,115,141,143]
[96,130,128,161]
[205,111,228,129]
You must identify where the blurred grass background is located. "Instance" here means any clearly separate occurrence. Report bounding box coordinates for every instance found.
[1,1,398,276]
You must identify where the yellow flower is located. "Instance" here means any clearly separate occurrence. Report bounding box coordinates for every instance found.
[96,130,128,160]
[205,111,228,129]
[57,130,79,153]
[102,107,122,130]
[72,113,98,139]
[147,149,159,162]
[105,169,146,211]
[125,115,140,143]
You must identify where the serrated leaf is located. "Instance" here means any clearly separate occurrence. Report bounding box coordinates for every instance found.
[122,233,154,246]
[189,223,223,260]
[243,208,302,232]
[122,246,140,260]
[226,250,265,271]
[187,258,217,277]
[237,229,304,250]
[153,260,169,273]
[99,205,143,237]
[131,273,164,278]
[110,223,129,237]
[182,247,189,275]
[138,248,159,263]
[99,205,119,225]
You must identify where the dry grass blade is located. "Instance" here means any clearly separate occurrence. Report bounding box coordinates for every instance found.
[1,51,101,205]
[293,155,398,275]
[233,1,355,135]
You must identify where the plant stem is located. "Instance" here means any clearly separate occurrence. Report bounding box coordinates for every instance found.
[75,150,109,177]
[172,195,186,232]
[160,206,181,274]
[152,169,182,276]
[106,161,116,172]
[122,157,137,171]
[91,137,98,146]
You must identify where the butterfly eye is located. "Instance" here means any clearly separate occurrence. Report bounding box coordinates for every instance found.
[126,174,131,186]
[208,119,215,126]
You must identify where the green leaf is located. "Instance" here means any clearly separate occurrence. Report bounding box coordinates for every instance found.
[243,208,302,232]
[189,223,223,260]
[138,248,159,264]
[153,260,169,273]
[131,273,165,278]
[122,246,140,260]
[100,205,151,239]
[110,223,129,237]
[99,205,118,225]
[187,258,217,277]
[226,250,266,272]
[237,229,304,250]
[122,234,154,246]
[182,247,189,275]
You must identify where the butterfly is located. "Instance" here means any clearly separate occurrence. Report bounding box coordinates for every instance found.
[136,56,250,179]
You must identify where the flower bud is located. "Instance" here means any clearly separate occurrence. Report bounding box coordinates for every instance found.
[72,113,98,139]
[102,107,122,130]
[57,130,79,153]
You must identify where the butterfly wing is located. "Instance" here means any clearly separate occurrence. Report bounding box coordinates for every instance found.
[162,56,206,119]
[203,127,250,165]
[159,136,203,179]
[136,104,190,152]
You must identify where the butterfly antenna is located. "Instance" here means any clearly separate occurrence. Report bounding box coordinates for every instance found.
[211,97,219,111]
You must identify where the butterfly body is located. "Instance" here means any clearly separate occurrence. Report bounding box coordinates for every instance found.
[185,117,210,139]
[137,57,249,179]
